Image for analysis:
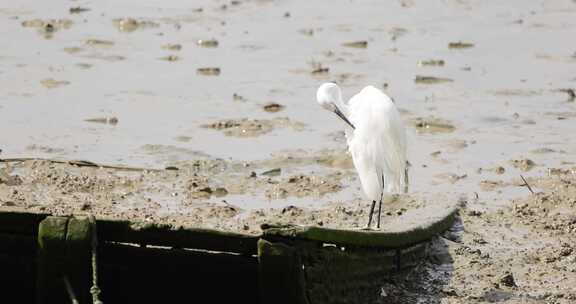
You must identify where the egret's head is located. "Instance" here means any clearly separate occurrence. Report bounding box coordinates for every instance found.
[316,82,355,129]
[316,82,342,111]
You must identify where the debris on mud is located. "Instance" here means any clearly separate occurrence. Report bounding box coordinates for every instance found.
[448,41,474,49]
[40,78,70,89]
[197,39,219,48]
[197,67,221,76]
[498,271,517,288]
[509,159,535,172]
[162,44,182,51]
[262,102,285,113]
[433,173,467,184]
[417,59,445,67]
[554,88,576,102]
[21,19,73,38]
[444,139,468,152]
[388,27,408,41]
[69,7,90,14]
[414,75,453,84]
[479,179,506,191]
[85,39,114,47]
[84,117,119,125]
[260,168,281,177]
[412,117,455,134]
[0,170,22,187]
[202,117,304,137]
[298,28,314,36]
[311,63,329,75]
[82,54,125,62]
[63,47,84,54]
[342,40,368,48]
[492,166,506,174]
[265,173,343,199]
[160,55,180,62]
[113,18,159,33]
[490,89,541,96]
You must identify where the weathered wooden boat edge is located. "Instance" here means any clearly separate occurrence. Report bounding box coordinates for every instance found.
[0,202,460,303]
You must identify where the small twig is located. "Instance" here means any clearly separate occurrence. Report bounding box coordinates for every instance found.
[520,175,534,194]
[0,157,166,172]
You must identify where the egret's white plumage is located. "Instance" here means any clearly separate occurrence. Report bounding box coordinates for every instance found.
[346,85,407,200]
[316,82,408,228]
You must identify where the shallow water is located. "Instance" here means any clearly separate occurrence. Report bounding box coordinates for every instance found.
[1,0,575,207]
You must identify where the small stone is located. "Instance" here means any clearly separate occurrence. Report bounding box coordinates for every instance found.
[467,210,483,217]
[263,103,285,113]
[197,67,221,76]
[160,55,179,62]
[559,247,573,257]
[196,39,218,48]
[261,168,281,177]
[499,271,517,287]
[342,41,368,48]
[198,187,212,194]
[448,41,474,49]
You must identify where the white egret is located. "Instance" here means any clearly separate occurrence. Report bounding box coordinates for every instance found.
[316,82,408,228]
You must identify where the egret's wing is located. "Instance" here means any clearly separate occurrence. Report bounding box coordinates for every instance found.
[376,101,407,193]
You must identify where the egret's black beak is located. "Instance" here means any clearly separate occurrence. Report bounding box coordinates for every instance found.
[334,106,355,129]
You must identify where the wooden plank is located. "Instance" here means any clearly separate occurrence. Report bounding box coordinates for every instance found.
[99,242,259,303]
[0,233,36,255]
[0,208,49,235]
[0,209,260,254]
[97,218,259,255]
[0,253,36,303]
[65,216,93,304]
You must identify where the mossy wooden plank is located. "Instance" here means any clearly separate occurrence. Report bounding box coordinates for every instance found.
[258,239,309,304]
[36,216,69,304]
[98,219,259,255]
[37,216,68,255]
[65,217,93,304]
[263,202,458,249]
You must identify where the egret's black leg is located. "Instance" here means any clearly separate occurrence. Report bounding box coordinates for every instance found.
[367,200,376,228]
[404,165,410,193]
[377,199,382,228]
